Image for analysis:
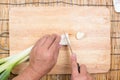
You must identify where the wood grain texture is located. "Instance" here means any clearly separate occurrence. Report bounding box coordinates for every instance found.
[9,7,111,74]
[0,0,119,80]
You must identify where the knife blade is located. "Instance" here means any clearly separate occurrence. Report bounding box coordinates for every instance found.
[64,33,73,55]
[64,32,80,73]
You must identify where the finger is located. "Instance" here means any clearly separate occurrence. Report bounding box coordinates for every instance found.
[32,35,49,51]
[49,35,61,55]
[43,34,57,49]
[38,35,49,45]
[54,45,61,61]
[80,64,87,75]
[53,36,61,59]
[71,54,79,75]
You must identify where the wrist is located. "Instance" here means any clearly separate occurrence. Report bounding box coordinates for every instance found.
[13,66,43,80]
[27,65,45,78]
[26,66,42,80]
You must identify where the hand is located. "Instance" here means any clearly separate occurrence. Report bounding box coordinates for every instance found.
[13,34,61,80]
[29,34,61,77]
[71,54,93,80]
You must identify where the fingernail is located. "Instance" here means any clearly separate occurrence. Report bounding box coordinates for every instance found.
[71,53,77,61]
[72,53,76,58]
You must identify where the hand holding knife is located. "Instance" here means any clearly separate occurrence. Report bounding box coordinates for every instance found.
[64,32,80,73]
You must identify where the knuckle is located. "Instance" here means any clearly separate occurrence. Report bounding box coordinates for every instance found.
[47,54,53,60]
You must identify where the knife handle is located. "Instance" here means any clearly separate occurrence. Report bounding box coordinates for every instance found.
[77,63,80,73]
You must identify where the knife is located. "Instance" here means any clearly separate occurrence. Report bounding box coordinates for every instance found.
[64,32,80,73]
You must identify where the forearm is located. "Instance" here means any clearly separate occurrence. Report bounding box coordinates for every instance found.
[13,66,42,80]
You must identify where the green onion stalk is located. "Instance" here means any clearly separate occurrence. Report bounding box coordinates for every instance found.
[0,46,33,80]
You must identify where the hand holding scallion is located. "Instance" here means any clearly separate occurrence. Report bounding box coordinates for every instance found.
[13,34,61,80]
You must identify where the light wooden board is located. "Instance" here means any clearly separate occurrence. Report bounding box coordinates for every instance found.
[9,7,111,74]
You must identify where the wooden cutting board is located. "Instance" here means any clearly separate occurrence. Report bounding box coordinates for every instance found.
[9,7,111,74]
